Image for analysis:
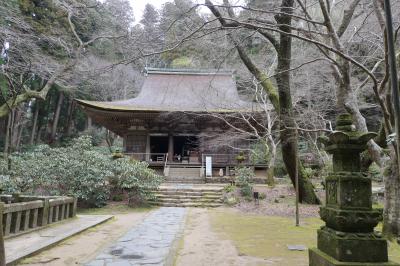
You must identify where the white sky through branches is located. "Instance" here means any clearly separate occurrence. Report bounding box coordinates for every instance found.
[129,0,244,24]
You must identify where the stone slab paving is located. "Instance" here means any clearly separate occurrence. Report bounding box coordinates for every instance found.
[85,207,187,266]
[5,215,113,265]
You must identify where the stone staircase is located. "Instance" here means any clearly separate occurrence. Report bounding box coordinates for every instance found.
[150,186,224,207]
[165,166,204,184]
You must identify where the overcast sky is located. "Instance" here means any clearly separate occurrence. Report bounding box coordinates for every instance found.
[129,0,243,23]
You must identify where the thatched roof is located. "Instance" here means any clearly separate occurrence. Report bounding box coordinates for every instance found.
[77,68,257,113]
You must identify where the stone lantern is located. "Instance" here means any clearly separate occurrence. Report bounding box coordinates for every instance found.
[309,113,399,265]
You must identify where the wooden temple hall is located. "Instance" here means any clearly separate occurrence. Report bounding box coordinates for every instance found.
[77,68,266,178]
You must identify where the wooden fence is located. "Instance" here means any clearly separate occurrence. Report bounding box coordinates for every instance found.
[0,195,77,265]
[0,195,77,238]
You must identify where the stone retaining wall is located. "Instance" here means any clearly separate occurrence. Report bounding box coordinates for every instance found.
[0,195,77,239]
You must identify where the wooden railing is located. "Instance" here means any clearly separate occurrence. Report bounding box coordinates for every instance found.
[201,153,250,165]
[0,195,77,238]
[125,153,167,163]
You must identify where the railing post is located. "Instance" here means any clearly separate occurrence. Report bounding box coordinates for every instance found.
[0,202,6,266]
[4,212,11,237]
[41,198,49,226]
[60,204,65,220]
[23,209,30,231]
[71,197,77,217]
[31,208,38,228]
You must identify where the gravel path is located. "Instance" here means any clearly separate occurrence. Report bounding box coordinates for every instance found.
[85,207,187,266]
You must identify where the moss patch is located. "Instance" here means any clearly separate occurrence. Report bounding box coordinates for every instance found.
[209,209,400,265]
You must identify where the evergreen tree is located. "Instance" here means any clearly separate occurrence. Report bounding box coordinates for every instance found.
[140,3,159,30]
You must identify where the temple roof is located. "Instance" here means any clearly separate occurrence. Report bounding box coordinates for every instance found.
[77,68,258,113]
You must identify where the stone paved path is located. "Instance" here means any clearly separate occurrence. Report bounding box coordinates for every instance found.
[6,215,113,265]
[85,207,187,266]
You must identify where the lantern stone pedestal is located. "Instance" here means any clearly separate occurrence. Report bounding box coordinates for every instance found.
[309,114,399,266]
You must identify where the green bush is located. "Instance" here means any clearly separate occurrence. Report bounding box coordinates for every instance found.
[223,195,238,206]
[368,163,382,182]
[235,167,255,186]
[113,158,163,206]
[274,164,287,178]
[0,136,163,207]
[240,184,253,198]
[223,184,236,193]
[111,194,124,202]
[303,167,315,179]
[259,192,267,200]
[235,166,254,198]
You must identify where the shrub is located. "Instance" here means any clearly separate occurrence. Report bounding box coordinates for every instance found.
[223,184,236,193]
[235,166,255,187]
[223,195,238,206]
[0,136,163,208]
[235,166,255,198]
[258,192,267,200]
[274,163,287,178]
[112,158,163,206]
[368,163,382,182]
[303,167,315,179]
[240,184,253,198]
[111,194,124,202]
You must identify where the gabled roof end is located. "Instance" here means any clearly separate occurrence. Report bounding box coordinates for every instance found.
[144,67,233,76]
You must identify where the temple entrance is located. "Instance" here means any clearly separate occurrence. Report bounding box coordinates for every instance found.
[150,136,168,162]
[173,136,199,163]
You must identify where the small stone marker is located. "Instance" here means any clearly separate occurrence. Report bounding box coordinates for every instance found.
[287,245,306,251]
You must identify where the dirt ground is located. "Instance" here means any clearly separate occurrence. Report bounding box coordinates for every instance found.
[19,209,150,265]
[175,207,400,266]
[175,208,268,266]
[233,185,322,217]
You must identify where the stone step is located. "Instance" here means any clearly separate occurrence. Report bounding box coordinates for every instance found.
[165,178,204,183]
[167,168,201,178]
[167,175,201,179]
[151,185,224,208]
[153,195,222,201]
[169,168,200,171]
[152,188,223,194]
[150,202,222,208]
[154,194,222,200]
[151,198,223,204]
[153,192,222,198]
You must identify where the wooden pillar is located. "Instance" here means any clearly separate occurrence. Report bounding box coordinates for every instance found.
[145,134,150,161]
[168,134,174,162]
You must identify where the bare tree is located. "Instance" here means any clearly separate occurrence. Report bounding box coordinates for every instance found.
[0,1,128,118]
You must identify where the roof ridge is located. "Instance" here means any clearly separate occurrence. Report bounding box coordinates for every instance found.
[144,67,233,76]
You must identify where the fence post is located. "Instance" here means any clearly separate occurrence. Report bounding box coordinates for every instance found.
[71,197,77,217]
[0,202,6,266]
[41,199,49,226]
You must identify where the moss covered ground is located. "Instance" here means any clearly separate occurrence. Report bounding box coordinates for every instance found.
[209,208,400,265]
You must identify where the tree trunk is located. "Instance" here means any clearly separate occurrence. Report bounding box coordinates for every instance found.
[3,113,11,159]
[64,99,75,136]
[266,142,276,186]
[276,0,320,204]
[15,122,24,151]
[10,109,19,152]
[50,91,64,141]
[383,150,400,238]
[30,101,40,145]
